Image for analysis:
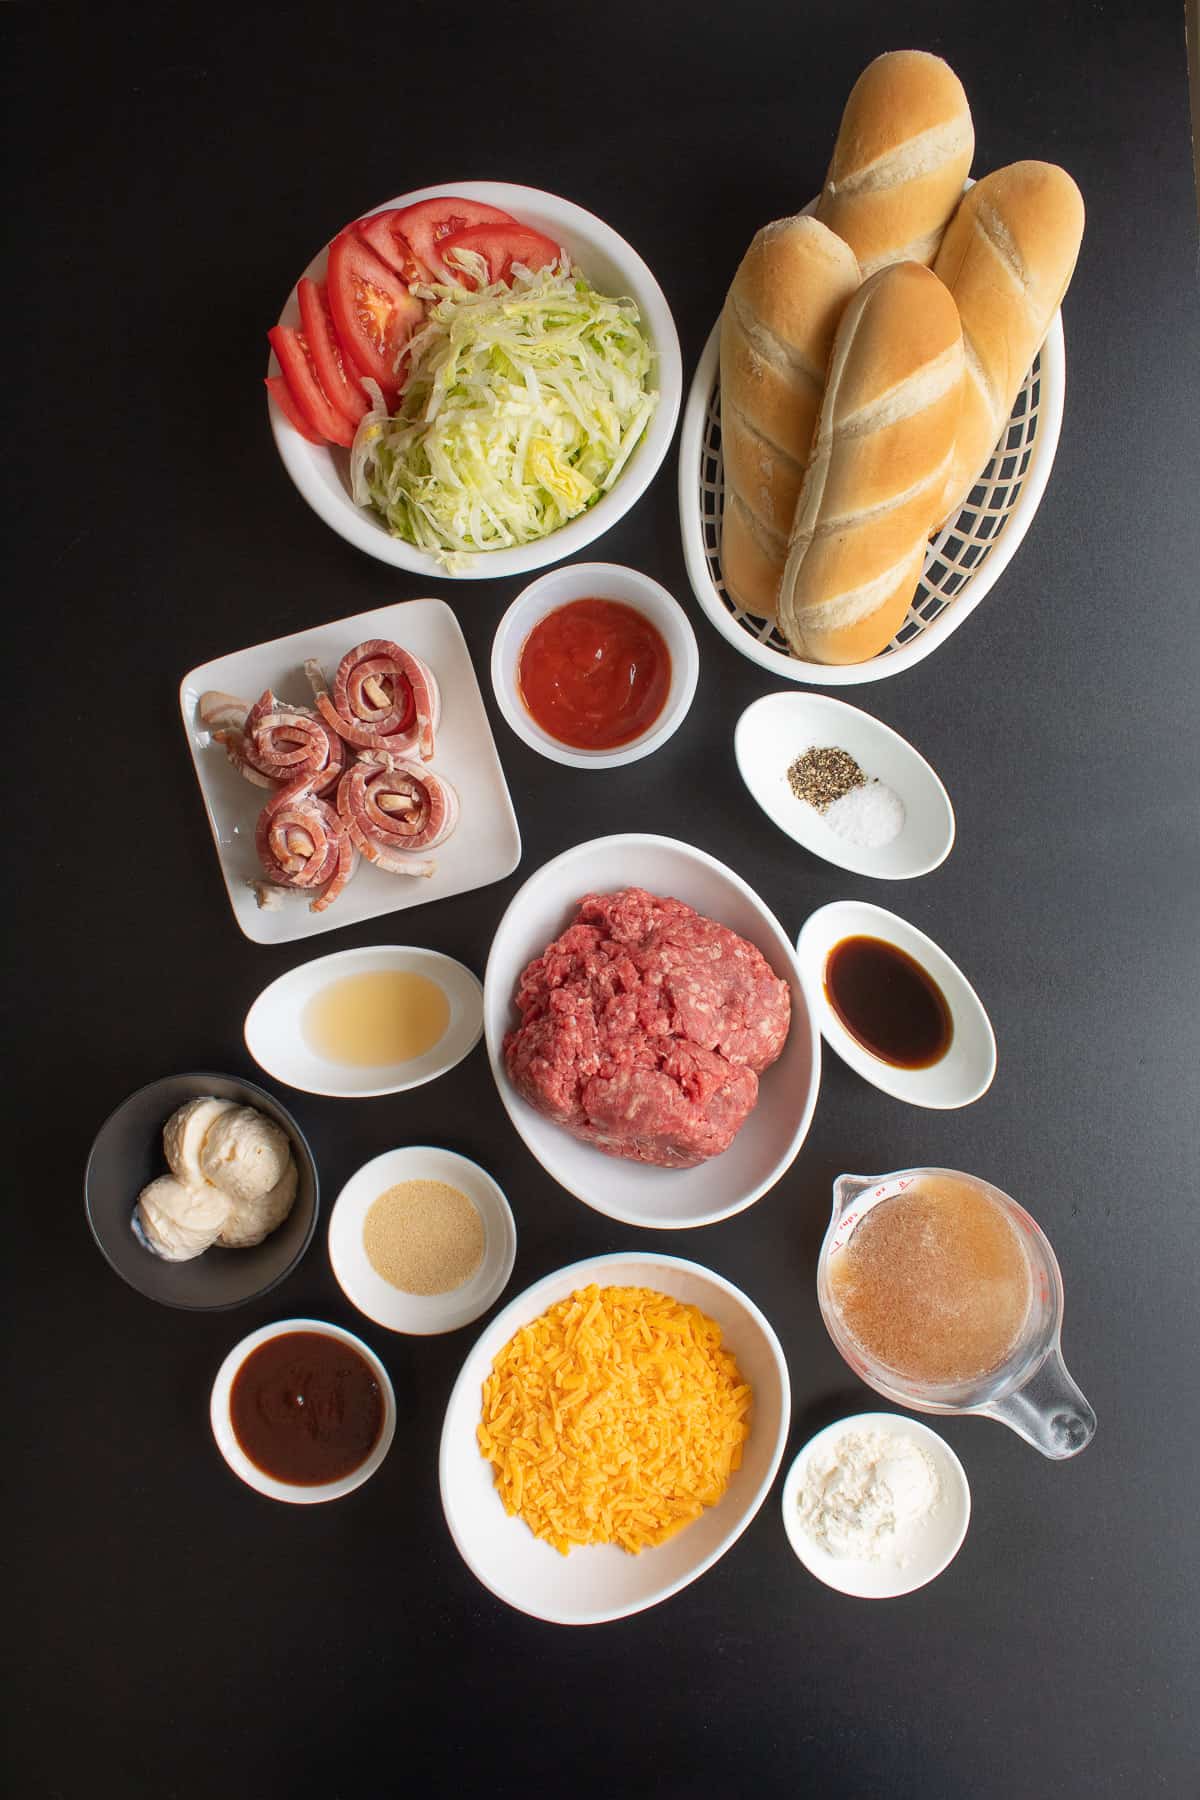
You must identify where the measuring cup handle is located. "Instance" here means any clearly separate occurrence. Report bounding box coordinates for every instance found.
[983,1347,1097,1460]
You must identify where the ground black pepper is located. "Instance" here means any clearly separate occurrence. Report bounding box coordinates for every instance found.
[787,746,866,812]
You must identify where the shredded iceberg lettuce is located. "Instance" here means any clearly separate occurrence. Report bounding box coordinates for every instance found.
[350,260,658,567]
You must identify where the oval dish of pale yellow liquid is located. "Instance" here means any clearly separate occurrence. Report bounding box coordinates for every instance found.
[244,946,483,1098]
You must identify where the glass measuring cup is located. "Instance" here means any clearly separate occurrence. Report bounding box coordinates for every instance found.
[817,1168,1096,1460]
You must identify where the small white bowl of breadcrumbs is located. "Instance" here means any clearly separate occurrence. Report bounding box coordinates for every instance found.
[328,1146,516,1335]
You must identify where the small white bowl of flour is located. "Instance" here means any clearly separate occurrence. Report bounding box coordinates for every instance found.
[781,1412,970,1598]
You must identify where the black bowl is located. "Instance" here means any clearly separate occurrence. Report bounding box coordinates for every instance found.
[85,1072,319,1310]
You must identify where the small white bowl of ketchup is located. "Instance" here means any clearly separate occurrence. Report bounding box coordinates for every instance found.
[490,561,699,769]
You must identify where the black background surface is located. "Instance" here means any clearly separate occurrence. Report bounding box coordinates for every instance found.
[6,3,1199,1795]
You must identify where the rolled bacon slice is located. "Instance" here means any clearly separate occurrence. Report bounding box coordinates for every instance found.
[255,773,357,913]
[209,689,346,795]
[200,691,273,790]
[314,639,440,761]
[199,692,250,732]
[335,755,458,876]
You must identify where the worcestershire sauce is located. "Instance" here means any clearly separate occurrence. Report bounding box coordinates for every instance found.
[824,935,953,1069]
[230,1331,384,1485]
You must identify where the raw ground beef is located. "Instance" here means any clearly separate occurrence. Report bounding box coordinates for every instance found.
[504,887,791,1168]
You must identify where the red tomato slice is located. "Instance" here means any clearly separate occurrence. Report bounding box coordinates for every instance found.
[297,278,369,426]
[265,375,325,446]
[354,210,432,286]
[439,222,563,287]
[267,326,356,448]
[389,197,518,280]
[327,232,424,402]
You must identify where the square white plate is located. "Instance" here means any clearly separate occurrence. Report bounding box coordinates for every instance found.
[180,597,521,944]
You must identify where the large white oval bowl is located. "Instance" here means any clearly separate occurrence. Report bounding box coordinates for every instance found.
[244,944,483,1099]
[439,1251,790,1624]
[483,834,820,1227]
[267,181,682,579]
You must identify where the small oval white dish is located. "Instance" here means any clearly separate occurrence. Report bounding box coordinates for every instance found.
[490,562,699,769]
[735,692,954,879]
[780,1412,970,1599]
[483,834,821,1228]
[210,1317,396,1505]
[439,1250,790,1625]
[268,181,682,579]
[796,901,996,1109]
[328,1146,516,1336]
[244,944,483,1099]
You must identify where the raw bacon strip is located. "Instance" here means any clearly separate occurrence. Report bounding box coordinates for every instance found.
[239,690,346,794]
[201,691,273,786]
[255,773,357,913]
[315,638,441,761]
[208,689,346,795]
[213,730,275,788]
[199,691,250,732]
[336,756,456,875]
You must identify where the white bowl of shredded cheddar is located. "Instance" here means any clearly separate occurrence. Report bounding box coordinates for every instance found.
[438,1251,790,1624]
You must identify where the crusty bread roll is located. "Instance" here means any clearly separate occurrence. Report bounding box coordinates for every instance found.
[816,51,974,276]
[934,161,1085,521]
[777,261,963,665]
[719,215,860,619]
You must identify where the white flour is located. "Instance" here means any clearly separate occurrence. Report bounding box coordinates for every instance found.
[796,1427,942,1566]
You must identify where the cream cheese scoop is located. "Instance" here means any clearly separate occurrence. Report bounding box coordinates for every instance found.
[134,1173,231,1262]
[200,1106,291,1204]
[219,1159,298,1248]
[163,1096,236,1191]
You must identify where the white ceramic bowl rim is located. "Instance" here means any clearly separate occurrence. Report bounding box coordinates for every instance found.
[483,833,821,1227]
[439,1250,792,1624]
[489,561,700,769]
[268,181,683,579]
[327,1145,517,1336]
[210,1317,396,1503]
[796,899,997,1110]
[243,943,484,1098]
[733,690,956,881]
[780,1411,971,1598]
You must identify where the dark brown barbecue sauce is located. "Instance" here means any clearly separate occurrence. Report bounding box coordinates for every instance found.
[230,1330,384,1486]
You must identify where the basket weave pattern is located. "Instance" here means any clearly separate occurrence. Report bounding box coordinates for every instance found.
[699,355,1043,661]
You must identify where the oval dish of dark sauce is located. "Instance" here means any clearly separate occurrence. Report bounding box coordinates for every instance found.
[230,1331,384,1486]
[824,934,953,1069]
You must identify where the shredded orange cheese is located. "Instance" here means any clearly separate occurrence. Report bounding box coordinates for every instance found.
[477,1284,752,1556]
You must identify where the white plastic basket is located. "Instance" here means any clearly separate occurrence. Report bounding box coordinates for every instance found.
[678,305,1065,686]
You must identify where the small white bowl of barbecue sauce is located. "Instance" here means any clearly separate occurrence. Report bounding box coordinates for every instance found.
[210,1318,395,1503]
[490,561,699,769]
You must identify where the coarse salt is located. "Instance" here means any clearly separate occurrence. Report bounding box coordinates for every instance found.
[823,780,905,849]
[796,1426,942,1566]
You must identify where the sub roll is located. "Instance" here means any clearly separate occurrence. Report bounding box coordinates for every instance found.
[777,261,963,665]
[816,50,974,276]
[719,215,860,619]
[933,161,1085,523]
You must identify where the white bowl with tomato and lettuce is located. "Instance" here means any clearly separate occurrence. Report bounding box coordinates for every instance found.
[265,182,681,578]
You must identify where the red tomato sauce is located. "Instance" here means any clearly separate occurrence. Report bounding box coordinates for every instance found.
[517,598,672,751]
